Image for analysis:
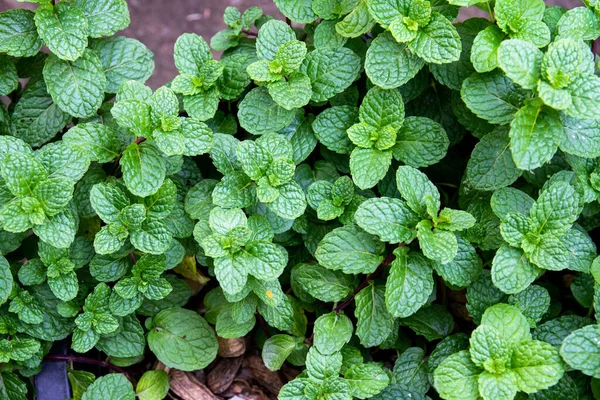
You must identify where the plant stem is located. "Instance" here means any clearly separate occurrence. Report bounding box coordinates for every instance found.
[43,355,128,376]
[129,252,137,264]
[242,29,257,37]
[134,137,146,145]
[333,250,400,313]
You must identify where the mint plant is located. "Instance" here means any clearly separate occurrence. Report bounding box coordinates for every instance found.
[1,0,600,399]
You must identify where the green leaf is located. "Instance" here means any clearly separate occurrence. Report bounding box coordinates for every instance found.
[0,9,43,57]
[509,104,563,171]
[461,70,531,125]
[262,334,297,371]
[314,312,353,355]
[2,152,47,197]
[212,172,256,209]
[81,374,135,400]
[355,197,418,244]
[291,263,356,302]
[273,0,316,23]
[557,7,600,41]
[0,256,12,307]
[238,87,296,135]
[433,350,482,400]
[315,225,385,274]
[386,248,433,318]
[74,0,129,37]
[312,106,358,154]
[34,3,88,61]
[511,340,564,392]
[129,220,171,254]
[173,33,211,75]
[345,363,390,399]
[268,73,312,110]
[359,87,405,131]
[355,283,394,347]
[530,181,580,237]
[497,39,542,90]
[267,181,307,220]
[63,123,121,163]
[299,47,361,102]
[336,1,376,38]
[478,370,517,400]
[89,37,154,93]
[43,50,107,118]
[0,56,18,96]
[349,147,392,190]
[392,347,429,396]
[395,166,440,217]
[256,20,296,61]
[565,75,600,120]
[410,13,461,64]
[417,221,458,263]
[136,370,169,400]
[433,234,483,288]
[560,115,600,158]
[481,303,531,345]
[560,324,600,378]
[148,307,217,371]
[466,129,521,191]
[492,245,540,294]
[10,78,72,147]
[365,32,424,89]
[471,25,506,73]
[393,116,449,168]
[121,142,166,198]
[96,314,145,358]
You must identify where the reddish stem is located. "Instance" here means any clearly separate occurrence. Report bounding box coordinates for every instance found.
[43,355,128,376]
[129,252,137,265]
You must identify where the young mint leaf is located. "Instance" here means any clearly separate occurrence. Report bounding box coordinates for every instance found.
[345,363,390,399]
[262,334,297,371]
[433,350,482,400]
[238,87,295,135]
[136,370,169,400]
[410,13,462,64]
[313,312,353,355]
[497,39,542,90]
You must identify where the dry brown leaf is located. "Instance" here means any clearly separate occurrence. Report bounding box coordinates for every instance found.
[169,369,221,400]
[207,356,243,394]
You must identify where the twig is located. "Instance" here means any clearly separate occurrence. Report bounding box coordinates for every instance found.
[134,137,146,145]
[129,252,137,265]
[43,355,128,376]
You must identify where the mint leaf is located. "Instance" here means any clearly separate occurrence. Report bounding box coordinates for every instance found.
[315,225,385,274]
[299,47,361,102]
[34,3,88,61]
[560,324,600,378]
[0,9,43,57]
[365,32,424,89]
[120,142,166,198]
[73,0,130,38]
[81,374,135,400]
[355,283,394,347]
[147,307,217,371]
[43,50,107,118]
[385,248,433,318]
[410,13,462,64]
